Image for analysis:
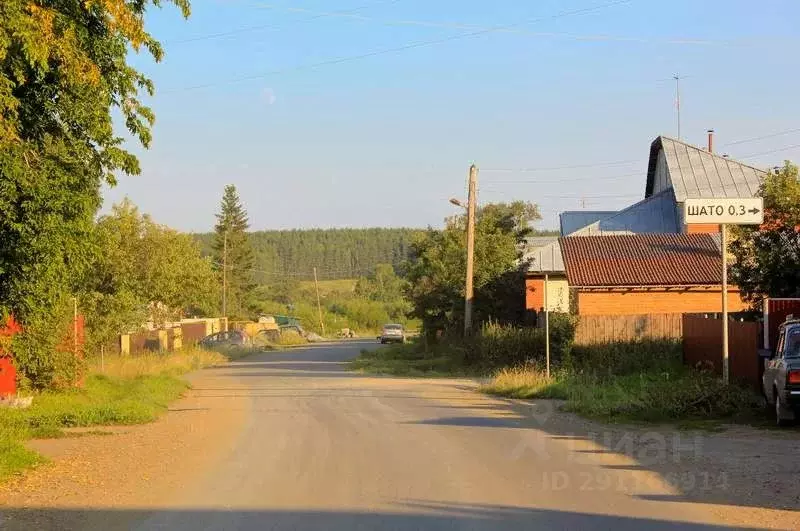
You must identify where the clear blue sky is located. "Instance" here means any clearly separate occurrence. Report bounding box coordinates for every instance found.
[103,0,800,232]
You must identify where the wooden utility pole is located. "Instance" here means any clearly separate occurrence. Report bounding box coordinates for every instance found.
[72,296,78,358]
[464,164,478,335]
[544,274,550,378]
[721,223,729,384]
[313,267,326,337]
[222,231,228,318]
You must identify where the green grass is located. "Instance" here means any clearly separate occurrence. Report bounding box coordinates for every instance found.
[481,365,762,424]
[349,342,483,377]
[0,349,228,482]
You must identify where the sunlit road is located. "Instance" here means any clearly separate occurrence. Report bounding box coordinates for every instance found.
[1,341,755,530]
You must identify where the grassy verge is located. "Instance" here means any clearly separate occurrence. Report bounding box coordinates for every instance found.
[349,341,483,377]
[0,348,227,482]
[482,365,761,424]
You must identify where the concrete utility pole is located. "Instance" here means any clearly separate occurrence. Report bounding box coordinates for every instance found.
[313,267,326,337]
[464,164,478,335]
[222,231,228,318]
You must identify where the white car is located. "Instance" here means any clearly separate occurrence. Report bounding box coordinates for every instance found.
[379,324,405,344]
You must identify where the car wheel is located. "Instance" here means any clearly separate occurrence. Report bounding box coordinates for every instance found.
[775,390,795,427]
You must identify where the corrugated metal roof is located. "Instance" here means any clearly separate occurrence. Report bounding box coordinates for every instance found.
[522,240,565,274]
[561,233,722,287]
[570,189,680,236]
[560,211,618,236]
[646,136,766,201]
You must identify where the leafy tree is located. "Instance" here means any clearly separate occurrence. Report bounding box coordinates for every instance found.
[730,162,800,305]
[403,201,541,334]
[213,185,255,318]
[0,0,190,388]
[79,199,217,352]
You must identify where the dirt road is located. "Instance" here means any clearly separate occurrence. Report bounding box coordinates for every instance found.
[1,341,797,530]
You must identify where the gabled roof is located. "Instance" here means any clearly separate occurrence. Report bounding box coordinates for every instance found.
[646,136,766,201]
[560,211,617,236]
[561,233,722,287]
[570,189,680,236]
[522,239,564,274]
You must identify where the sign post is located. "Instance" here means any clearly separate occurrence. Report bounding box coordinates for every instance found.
[683,198,764,384]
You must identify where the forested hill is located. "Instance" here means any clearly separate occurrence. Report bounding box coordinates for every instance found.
[195,228,422,281]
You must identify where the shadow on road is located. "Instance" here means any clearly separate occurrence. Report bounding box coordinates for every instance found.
[404,399,800,514]
[0,503,741,531]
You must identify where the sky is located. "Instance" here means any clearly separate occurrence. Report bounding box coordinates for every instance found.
[103,0,800,232]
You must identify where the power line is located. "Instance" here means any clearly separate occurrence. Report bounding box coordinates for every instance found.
[482,160,638,173]
[234,1,730,48]
[721,128,800,147]
[166,0,403,45]
[481,171,642,184]
[163,0,633,93]
[479,127,800,174]
[740,143,800,159]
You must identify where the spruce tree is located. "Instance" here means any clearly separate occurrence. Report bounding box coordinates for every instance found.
[213,185,255,318]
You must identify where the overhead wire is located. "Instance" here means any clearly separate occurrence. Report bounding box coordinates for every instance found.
[163,0,634,93]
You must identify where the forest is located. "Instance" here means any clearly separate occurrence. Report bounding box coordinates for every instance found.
[195,228,422,281]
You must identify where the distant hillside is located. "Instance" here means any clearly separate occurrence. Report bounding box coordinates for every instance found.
[195,228,422,281]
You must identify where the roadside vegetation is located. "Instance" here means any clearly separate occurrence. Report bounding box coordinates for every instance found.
[0,348,227,482]
[482,340,760,423]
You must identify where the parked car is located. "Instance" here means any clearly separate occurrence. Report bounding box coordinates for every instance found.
[200,330,250,349]
[379,324,405,344]
[761,317,800,426]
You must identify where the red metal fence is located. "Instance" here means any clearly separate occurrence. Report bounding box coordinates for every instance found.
[682,314,761,389]
[763,298,800,350]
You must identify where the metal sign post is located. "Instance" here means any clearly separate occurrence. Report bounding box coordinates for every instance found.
[544,274,550,379]
[683,198,764,385]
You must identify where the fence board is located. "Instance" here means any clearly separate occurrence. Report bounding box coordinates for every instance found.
[682,314,761,389]
[574,314,683,345]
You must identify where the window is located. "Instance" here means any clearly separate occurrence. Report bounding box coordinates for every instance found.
[785,328,800,358]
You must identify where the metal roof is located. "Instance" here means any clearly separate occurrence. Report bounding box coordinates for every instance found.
[570,189,680,236]
[561,233,722,287]
[560,211,618,236]
[646,136,766,201]
[522,239,564,274]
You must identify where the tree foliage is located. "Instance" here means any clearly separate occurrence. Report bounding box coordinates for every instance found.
[730,162,800,304]
[0,0,189,388]
[196,228,421,281]
[403,201,541,334]
[79,199,217,353]
[213,185,255,319]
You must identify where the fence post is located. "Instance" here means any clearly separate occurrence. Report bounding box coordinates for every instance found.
[120,334,130,356]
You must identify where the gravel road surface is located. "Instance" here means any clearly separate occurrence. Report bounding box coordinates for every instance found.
[1,340,797,530]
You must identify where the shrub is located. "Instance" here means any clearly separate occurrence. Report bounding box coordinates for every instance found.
[568,339,682,376]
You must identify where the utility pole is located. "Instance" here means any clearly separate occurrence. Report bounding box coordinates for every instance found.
[222,231,228,318]
[464,164,478,335]
[544,274,550,378]
[674,74,681,139]
[721,223,729,384]
[72,296,78,358]
[313,267,326,337]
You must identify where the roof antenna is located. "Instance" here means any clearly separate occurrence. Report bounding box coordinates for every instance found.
[674,74,681,139]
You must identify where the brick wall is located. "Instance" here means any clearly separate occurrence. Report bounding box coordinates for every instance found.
[686,223,720,234]
[576,289,748,316]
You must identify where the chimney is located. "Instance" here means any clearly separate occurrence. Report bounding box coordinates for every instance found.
[707,129,714,152]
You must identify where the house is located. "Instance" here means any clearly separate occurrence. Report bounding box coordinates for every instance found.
[522,134,767,316]
[560,233,748,316]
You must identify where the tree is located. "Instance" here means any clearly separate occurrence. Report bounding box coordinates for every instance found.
[79,199,217,352]
[730,162,800,305]
[403,201,541,334]
[213,185,255,318]
[0,0,190,388]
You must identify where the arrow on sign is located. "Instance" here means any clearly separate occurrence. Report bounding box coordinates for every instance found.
[748,208,761,215]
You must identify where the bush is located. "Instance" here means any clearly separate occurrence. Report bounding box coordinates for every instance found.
[463,316,577,370]
[568,339,682,376]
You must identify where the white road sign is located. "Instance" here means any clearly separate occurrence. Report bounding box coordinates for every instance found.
[683,197,764,225]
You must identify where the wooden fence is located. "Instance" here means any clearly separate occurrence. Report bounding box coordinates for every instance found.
[574,313,683,345]
[682,314,761,389]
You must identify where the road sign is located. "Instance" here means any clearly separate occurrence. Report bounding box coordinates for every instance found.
[683,198,764,225]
